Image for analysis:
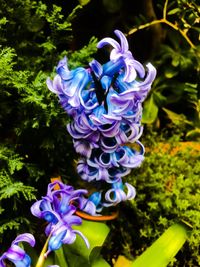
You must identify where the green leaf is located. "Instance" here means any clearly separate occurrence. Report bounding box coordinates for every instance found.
[70,220,110,258]
[130,223,190,267]
[162,108,193,126]
[61,220,110,267]
[91,256,111,267]
[54,247,69,267]
[142,95,158,124]
[78,0,91,6]
[171,54,180,67]
[153,92,167,105]
[186,128,200,138]
[164,68,178,78]
[167,8,180,15]
[0,17,8,26]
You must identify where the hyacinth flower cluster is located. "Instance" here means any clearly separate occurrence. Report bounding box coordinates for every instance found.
[31,181,92,255]
[0,181,93,267]
[47,30,156,213]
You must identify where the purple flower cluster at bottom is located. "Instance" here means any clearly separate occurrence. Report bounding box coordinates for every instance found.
[31,181,91,255]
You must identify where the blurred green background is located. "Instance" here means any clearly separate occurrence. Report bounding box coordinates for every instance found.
[0,0,199,266]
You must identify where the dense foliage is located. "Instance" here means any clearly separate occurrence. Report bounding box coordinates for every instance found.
[105,139,200,266]
[0,0,199,266]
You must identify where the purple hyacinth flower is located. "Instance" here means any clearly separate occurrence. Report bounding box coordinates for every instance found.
[97,30,145,82]
[104,179,136,207]
[0,234,35,267]
[47,56,92,112]
[67,114,100,152]
[77,154,129,184]
[73,139,96,158]
[31,181,90,255]
[77,158,110,182]
[115,123,143,145]
[44,209,89,256]
[46,29,157,214]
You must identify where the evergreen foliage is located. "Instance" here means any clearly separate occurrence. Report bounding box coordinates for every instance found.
[0,0,97,247]
[0,145,36,244]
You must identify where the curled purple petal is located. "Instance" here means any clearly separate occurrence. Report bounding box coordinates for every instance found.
[0,233,35,267]
[114,29,129,53]
[4,245,25,261]
[12,234,35,248]
[97,37,120,50]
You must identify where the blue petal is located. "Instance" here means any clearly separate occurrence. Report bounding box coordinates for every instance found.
[103,58,124,77]
[100,76,112,91]
[48,230,67,252]
[12,254,32,267]
[89,192,102,207]
[89,59,103,77]
[64,68,89,98]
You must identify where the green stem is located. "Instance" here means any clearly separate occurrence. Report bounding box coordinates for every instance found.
[54,247,69,267]
[127,19,162,35]
[163,0,168,19]
[35,235,51,267]
[127,1,195,49]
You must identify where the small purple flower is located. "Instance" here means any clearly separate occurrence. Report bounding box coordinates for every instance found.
[31,181,90,255]
[44,209,89,256]
[47,56,95,116]
[0,234,35,267]
[104,179,136,207]
[97,30,145,82]
[77,142,144,184]
[84,180,136,210]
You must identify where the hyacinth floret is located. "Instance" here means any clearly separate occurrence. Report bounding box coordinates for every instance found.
[0,234,35,267]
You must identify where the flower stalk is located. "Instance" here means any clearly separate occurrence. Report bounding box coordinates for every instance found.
[35,234,51,267]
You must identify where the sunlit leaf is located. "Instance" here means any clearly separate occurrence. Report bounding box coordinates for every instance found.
[186,128,200,138]
[167,8,180,15]
[164,68,178,78]
[61,220,110,267]
[162,108,192,126]
[114,255,132,267]
[130,223,190,267]
[142,95,158,124]
[78,0,91,6]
